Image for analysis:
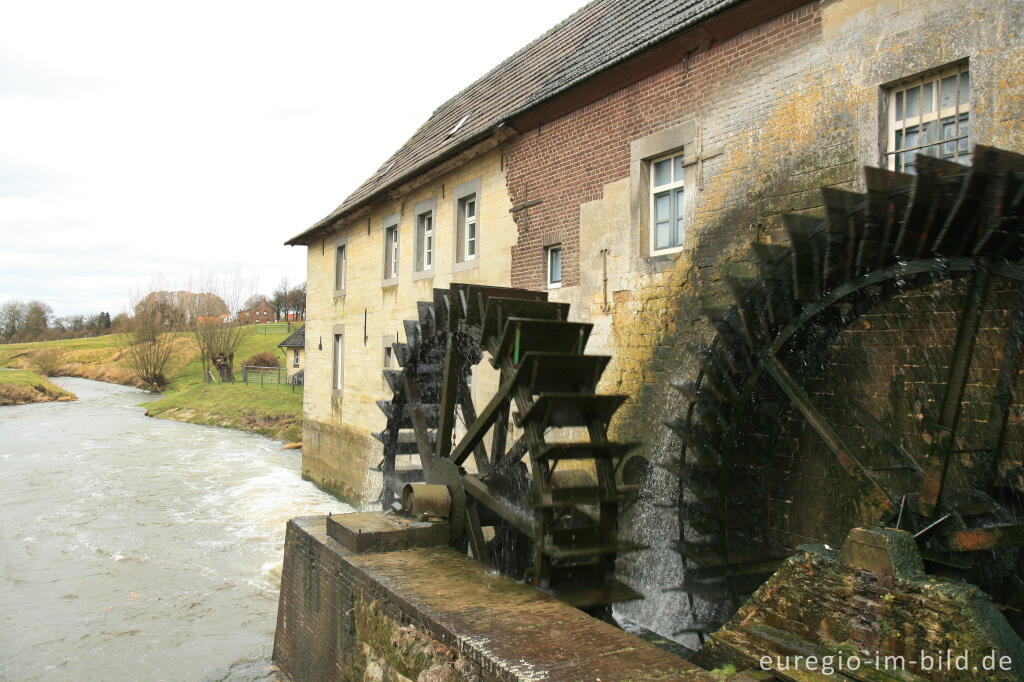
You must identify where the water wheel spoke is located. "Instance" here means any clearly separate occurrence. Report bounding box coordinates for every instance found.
[400,372,437,475]
[832,386,923,474]
[762,353,896,515]
[984,283,1024,488]
[919,260,991,516]
[433,337,460,461]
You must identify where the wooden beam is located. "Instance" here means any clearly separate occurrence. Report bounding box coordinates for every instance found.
[401,372,436,476]
[920,262,990,516]
[764,354,896,515]
[463,474,537,539]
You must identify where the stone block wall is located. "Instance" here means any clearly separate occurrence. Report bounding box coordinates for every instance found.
[301,149,515,506]
[693,528,1024,680]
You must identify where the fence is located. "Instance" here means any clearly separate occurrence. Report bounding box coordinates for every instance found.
[242,365,301,392]
[254,321,301,335]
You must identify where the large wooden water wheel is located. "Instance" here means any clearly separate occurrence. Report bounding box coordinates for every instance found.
[372,284,642,610]
[668,145,1024,637]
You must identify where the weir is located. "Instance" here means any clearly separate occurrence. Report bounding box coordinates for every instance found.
[276,150,1024,679]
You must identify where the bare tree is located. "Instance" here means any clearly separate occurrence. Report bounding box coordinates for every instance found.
[287,282,306,320]
[24,301,53,339]
[185,270,255,383]
[0,300,27,343]
[123,289,176,390]
[272,278,289,321]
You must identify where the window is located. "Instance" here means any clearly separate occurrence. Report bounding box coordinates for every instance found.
[382,213,400,285]
[332,329,344,394]
[413,198,436,279]
[417,212,433,269]
[650,152,686,254]
[293,349,300,368]
[887,63,969,174]
[334,242,347,294]
[457,195,477,262]
[547,245,562,288]
[452,179,481,272]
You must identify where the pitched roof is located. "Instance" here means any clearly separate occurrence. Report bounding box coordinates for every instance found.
[286,0,739,245]
[278,325,305,349]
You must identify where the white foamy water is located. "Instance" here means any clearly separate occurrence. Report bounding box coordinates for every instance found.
[0,378,351,681]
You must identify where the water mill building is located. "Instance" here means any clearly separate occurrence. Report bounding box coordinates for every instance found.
[280,0,1024,674]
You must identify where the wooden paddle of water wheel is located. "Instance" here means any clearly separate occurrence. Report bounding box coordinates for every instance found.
[667,145,1024,638]
[372,284,642,610]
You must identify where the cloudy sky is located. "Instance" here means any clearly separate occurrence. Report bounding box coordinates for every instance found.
[0,0,584,318]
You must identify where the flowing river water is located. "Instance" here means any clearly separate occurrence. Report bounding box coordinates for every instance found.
[0,377,350,681]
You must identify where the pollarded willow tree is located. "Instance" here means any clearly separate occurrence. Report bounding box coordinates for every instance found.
[184,271,254,383]
[123,291,176,390]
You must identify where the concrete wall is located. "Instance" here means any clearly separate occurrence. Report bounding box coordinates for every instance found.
[302,149,515,505]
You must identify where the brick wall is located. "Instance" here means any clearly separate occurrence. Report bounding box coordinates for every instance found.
[506,4,822,291]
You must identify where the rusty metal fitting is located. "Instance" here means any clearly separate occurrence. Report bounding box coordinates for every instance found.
[401,483,452,520]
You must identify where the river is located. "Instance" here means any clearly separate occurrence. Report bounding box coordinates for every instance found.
[0,377,350,681]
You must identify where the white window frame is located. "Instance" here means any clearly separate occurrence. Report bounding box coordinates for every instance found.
[546,244,562,289]
[293,349,300,368]
[886,63,969,174]
[386,226,399,278]
[332,326,344,395]
[452,179,481,273]
[333,237,347,296]
[463,196,477,260]
[421,213,433,269]
[413,197,436,279]
[382,212,400,286]
[649,151,686,256]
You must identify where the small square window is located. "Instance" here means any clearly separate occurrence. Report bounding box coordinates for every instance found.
[547,245,562,288]
[650,152,685,254]
[886,63,969,174]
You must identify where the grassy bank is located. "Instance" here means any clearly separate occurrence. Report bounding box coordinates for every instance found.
[0,369,77,406]
[145,329,303,442]
[0,329,302,441]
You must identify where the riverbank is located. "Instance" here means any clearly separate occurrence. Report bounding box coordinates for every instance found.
[0,368,77,405]
[0,329,302,441]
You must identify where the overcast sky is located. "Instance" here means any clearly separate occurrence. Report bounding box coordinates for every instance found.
[0,0,585,318]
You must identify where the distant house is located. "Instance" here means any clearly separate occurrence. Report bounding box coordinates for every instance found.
[237,298,275,324]
[284,312,304,322]
[197,313,229,324]
[278,325,305,384]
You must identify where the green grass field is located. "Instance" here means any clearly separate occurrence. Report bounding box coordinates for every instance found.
[0,368,76,405]
[0,328,302,441]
